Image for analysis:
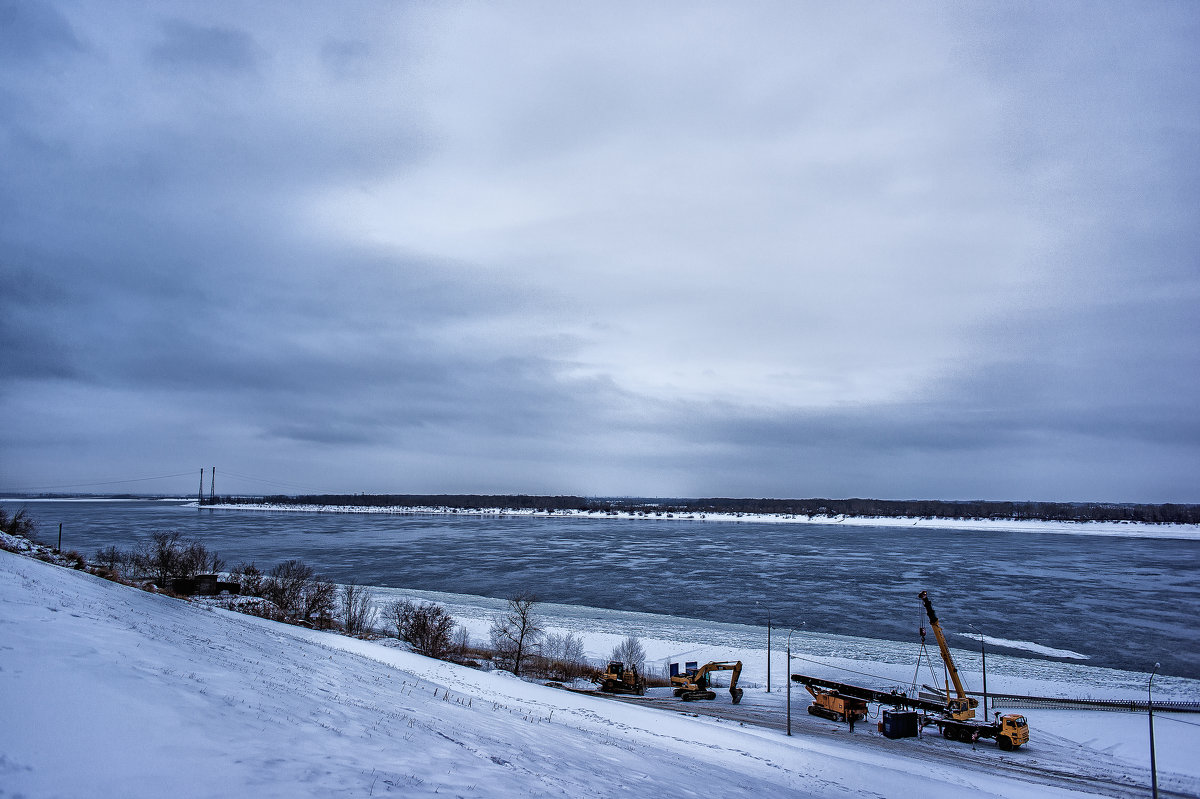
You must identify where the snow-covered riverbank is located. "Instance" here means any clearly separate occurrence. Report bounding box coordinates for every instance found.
[3,548,1199,798]
[198,502,1200,540]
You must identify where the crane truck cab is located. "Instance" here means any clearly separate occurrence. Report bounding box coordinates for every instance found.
[995,714,1029,751]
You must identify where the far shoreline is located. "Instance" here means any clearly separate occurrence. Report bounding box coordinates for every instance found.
[195,501,1200,540]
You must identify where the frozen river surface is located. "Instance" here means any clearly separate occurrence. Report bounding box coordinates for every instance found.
[7,499,1198,679]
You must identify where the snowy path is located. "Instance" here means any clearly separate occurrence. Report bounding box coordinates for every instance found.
[2,550,1195,798]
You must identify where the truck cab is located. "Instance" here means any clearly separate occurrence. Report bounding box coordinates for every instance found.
[997,714,1029,750]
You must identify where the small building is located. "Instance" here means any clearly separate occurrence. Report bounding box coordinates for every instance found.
[167,574,240,596]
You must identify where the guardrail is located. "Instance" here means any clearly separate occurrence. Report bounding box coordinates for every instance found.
[986,694,1200,713]
[918,686,1200,713]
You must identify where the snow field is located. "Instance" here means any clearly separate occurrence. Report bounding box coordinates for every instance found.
[2,549,1198,798]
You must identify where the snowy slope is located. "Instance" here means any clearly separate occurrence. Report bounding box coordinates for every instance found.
[1,550,1194,798]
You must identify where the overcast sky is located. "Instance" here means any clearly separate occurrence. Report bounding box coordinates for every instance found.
[2,1,1197,502]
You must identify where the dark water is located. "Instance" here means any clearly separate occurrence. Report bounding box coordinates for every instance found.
[8,499,1199,679]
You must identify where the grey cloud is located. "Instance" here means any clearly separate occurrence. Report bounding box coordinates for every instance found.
[1,2,1197,502]
[148,19,260,72]
[0,0,82,65]
[320,38,371,79]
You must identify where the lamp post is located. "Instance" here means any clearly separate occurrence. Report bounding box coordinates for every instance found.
[968,623,988,718]
[1149,662,1160,799]
[786,628,796,736]
[758,602,772,692]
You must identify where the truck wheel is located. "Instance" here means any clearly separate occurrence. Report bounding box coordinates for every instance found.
[942,725,955,740]
[998,735,1013,751]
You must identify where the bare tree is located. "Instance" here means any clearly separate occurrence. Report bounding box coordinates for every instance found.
[232,562,265,597]
[451,625,472,659]
[179,540,224,577]
[266,559,314,618]
[340,580,377,635]
[489,592,542,676]
[610,635,646,672]
[133,531,183,585]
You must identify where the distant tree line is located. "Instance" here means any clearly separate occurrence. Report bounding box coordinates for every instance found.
[666,497,1200,524]
[205,493,1200,525]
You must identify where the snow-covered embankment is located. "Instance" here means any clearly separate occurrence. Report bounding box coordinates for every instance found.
[1,549,1194,798]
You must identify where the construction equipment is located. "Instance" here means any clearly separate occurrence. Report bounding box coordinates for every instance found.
[791,674,915,710]
[917,590,1030,750]
[792,673,905,727]
[803,683,868,724]
[670,661,744,703]
[594,661,645,696]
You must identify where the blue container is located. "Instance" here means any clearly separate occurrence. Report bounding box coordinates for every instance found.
[882,710,919,739]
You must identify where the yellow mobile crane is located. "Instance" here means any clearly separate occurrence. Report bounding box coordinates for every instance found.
[918,591,1029,750]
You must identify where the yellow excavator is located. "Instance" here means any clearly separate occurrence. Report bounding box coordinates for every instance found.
[918,590,1029,750]
[670,661,744,703]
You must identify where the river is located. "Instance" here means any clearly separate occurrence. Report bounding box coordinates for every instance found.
[5,498,1198,679]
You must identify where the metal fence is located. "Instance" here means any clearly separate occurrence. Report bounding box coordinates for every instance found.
[985,694,1200,713]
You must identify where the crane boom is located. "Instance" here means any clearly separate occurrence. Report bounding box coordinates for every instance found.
[918,590,977,719]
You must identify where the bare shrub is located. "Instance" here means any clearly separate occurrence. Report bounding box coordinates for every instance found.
[0,506,37,540]
[539,631,590,680]
[386,599,455,659]
[132,531,183,584]
[232,562,265,597]
[265,559,313,617]
[126,531,223,585]
[94,545,125,574]
[340,580,377,635]
[303,578,337,629]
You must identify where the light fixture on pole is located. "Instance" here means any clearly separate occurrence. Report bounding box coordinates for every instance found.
[757,601,772,693]
[968,623,988,718]
[1149,662,1160,799]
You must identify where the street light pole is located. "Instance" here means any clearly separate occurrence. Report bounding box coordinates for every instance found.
[786,628,795,736]
[969,624,988,719]
[757,601,772,692]
[1149,662,1160,799]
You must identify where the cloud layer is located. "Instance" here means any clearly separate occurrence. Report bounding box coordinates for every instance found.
[2,1,1197,501]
